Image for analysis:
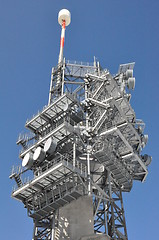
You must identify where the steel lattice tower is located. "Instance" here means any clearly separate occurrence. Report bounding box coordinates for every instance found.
[10,9,152,240]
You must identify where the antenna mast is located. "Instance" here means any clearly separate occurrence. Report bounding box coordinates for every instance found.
[48,9,71,104]
[58,9,71,65]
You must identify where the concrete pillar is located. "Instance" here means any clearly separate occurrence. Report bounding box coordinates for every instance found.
[54,196,94,240]
[54,195,110,240]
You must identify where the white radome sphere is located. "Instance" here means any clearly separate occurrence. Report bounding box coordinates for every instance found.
[58,9,71,26]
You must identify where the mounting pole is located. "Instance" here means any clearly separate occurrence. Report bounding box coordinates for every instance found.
[58,19,66,64]
[48,9,71,104]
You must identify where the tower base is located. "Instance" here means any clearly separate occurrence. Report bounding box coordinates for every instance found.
[54,195,109,240]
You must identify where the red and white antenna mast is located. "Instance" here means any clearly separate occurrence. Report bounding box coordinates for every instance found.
[48,9,71,103]
[58,9,71,64]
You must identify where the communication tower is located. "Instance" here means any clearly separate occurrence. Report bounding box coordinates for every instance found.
[10,9,152,240]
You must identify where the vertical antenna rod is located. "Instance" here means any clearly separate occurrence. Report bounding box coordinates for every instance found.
[48,9,71,104]
[55,9,71,89]
[58,9,71,64]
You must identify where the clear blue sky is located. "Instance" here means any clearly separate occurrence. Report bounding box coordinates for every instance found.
[0,0,158,239]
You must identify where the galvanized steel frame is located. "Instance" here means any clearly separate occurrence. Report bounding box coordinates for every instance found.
[10,59,149,240]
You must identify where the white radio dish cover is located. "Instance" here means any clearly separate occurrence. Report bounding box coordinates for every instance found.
[33,146,45,162]
[126,69,133,79]
[63,103,69,112]
[143,154,152,166]
[127,77,135,90]
[22,152,33,168]
[44,137,57,155]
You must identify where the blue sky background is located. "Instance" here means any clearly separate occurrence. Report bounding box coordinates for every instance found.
[0,0,158,239]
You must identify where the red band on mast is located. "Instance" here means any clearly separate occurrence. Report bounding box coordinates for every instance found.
[62,20,66,29]
[60,37,64,47]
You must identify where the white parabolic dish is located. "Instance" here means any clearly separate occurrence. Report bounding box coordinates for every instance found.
[33,146,45,162]
[44,137,57,155]
[22,152,33,168]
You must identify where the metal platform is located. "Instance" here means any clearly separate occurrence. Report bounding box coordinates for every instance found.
[12,157,87,219]
[26,93,78,132]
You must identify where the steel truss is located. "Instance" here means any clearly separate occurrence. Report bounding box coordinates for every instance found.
[32,218,53,240]
[93,174,127,240]
[10,59,151,240]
